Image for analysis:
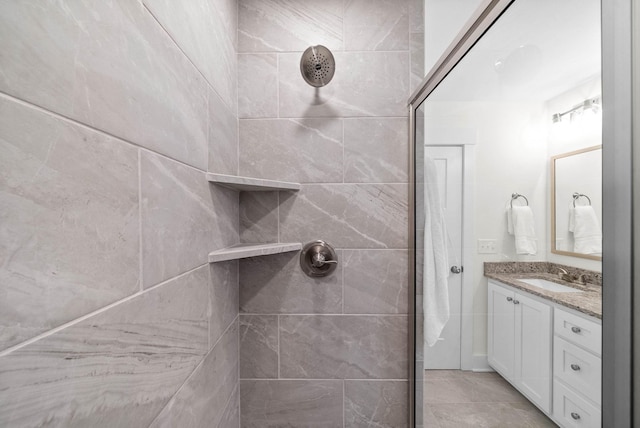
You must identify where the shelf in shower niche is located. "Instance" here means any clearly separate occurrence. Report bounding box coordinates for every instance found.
[208,243,302,263]
[206,173,300,191]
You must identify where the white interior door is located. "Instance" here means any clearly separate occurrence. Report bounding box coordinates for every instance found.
[424,146,463,369]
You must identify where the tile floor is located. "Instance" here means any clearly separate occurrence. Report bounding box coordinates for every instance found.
[423,370,558,427]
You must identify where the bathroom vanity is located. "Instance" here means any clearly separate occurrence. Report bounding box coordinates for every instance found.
[485,263,602,428]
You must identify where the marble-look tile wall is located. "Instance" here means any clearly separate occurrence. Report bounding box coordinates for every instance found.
[237,0,422,426]
[0,0,239,426]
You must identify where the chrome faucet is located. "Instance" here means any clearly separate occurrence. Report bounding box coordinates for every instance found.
[557,267,574,283]
[556,268,589,285]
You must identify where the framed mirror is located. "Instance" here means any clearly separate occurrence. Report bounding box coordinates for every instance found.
[551,145,602,260]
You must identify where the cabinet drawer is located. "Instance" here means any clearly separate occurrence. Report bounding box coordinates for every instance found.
[553,380,601,428]
[554,336,601,405]
[554,307,601,356]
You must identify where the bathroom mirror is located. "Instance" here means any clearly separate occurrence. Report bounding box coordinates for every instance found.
[551,145,602,260]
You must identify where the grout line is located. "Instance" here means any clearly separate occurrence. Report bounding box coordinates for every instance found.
[138,149,144,292]
[276,191,281,243]
[236,307,241,428]
[341,250,345,314]
[277,54,281,119]
[240,313,409,317]
[239,115,409,120]
[0,262,210,357]
[238,49,410,55]
[239,378,409,382]
[294,182,410,186]
[342,118,345,184]
[0,92,209,175]
[342,379,346,428]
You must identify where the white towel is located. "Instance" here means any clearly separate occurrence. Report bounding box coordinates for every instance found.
[423,157,450,347]
[569,206,602,254]
[508,206,537,255]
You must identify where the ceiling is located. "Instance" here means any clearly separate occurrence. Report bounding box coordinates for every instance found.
[428,0,601,102]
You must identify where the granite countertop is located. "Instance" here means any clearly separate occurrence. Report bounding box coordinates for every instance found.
[484,262,602,319]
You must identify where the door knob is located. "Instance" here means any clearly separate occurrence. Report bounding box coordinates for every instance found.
[450,266,463,274]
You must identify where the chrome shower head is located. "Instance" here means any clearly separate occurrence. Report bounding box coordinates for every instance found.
[300,45,335,87]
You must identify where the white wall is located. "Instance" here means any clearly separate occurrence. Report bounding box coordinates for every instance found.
[424,81,602,359]
[424,0,485,72]
[546,77,603,271]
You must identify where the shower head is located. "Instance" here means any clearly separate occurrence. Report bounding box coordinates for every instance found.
[300,45,335,87]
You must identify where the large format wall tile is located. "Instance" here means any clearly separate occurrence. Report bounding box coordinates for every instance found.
[344,380,409,428]
[239,118,343,183]
[343,250,409,314]
[279,184,408,249]
[209,261,239,347]
[141,152,238,288]
[218,383,241,428]
[238,54,278,118]
[208,88,238,175]
[410,0,425,32]
[0,266,210,428]
[280,315,408,379]
[239,252,342,314]
[0,97,139,350]
[149,319,238,428]
[240,192,279,244]
[143,0,237,111]
[344,118,409,183]
[411,32,426,92]
[240,315,279,379]
[278,52,410,118]
[0,1,208,169]
[240,380,343,427]
[344,0,410,51]
[238,0,343,52]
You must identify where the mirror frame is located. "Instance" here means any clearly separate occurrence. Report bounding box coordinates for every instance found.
[550,144,603,260]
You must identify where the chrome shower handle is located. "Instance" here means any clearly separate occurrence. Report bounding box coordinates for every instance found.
[311,252,338,267]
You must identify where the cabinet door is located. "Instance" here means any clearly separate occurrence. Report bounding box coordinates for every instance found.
[515,292,552,414]
[487,282,515,379]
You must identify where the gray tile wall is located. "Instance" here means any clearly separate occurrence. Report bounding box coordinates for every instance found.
[0,0,240,426]
[237,0,423,426]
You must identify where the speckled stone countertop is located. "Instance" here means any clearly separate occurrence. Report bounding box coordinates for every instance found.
[484,262,602,319]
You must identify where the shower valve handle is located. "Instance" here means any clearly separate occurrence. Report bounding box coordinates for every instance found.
[311,252,338,267]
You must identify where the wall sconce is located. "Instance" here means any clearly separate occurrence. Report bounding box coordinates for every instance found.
[551,96,601,124]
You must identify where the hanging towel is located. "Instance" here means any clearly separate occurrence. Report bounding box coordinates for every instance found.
[423,157,450,348]
[508,205,537,255]
[569,206,602,254]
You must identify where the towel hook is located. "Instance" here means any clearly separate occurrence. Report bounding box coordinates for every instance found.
[572,192,592,207]
[511,193,529,208]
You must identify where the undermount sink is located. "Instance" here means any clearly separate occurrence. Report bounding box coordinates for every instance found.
[518,278,582,293]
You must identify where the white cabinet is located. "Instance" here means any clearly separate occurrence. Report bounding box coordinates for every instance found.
[487,280,552,414]
[552,307,602,427]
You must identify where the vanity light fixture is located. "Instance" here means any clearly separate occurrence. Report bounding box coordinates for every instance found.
[551,96,601,123]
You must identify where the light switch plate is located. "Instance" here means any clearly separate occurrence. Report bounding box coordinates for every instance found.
[478,239,497,254]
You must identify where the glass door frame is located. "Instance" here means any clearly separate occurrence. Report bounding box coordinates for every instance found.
[407,0,635,426]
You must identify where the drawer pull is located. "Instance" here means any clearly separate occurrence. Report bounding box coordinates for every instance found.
[571,412,581,420]
[571,326,582,333]
[506,297,513,302]
[513,300,520,305]
[570,364,581,371]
